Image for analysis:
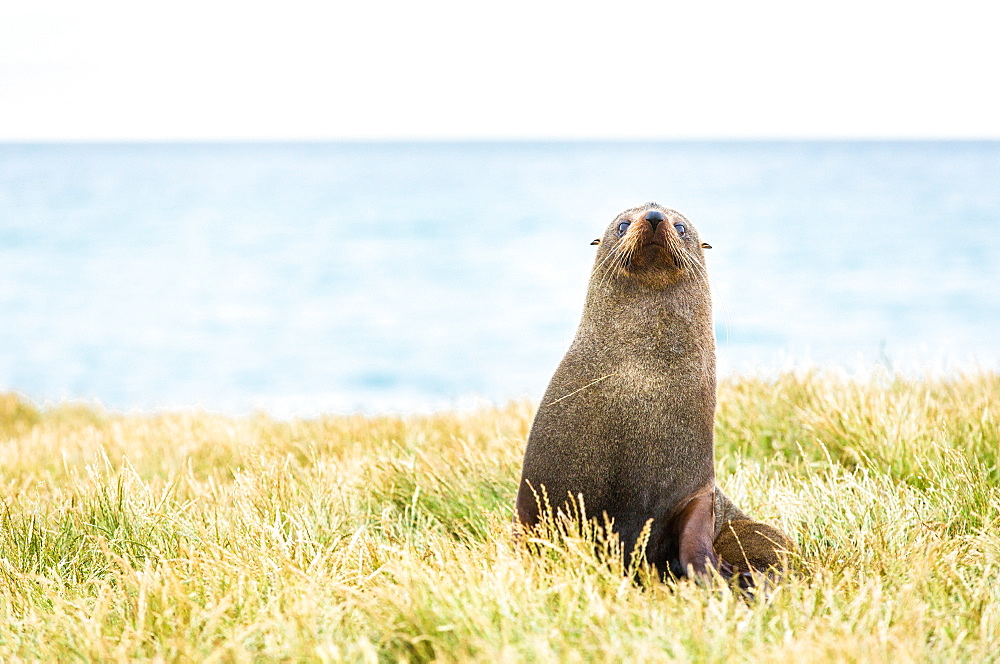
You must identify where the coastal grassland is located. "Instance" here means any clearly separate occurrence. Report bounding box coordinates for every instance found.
[0,372,998,662]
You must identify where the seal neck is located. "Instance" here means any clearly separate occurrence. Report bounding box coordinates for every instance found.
[583,276,712,323]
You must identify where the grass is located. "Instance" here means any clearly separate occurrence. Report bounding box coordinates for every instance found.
[0,371,998,662]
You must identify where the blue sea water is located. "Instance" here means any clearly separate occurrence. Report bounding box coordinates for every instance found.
[1,141,998,415]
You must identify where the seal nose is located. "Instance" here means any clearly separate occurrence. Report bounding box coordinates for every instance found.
[644,210,664,230]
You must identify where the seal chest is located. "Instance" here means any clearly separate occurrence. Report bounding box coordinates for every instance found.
[515,202,792,582]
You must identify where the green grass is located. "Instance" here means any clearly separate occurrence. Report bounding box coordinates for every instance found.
[0,372,998,662]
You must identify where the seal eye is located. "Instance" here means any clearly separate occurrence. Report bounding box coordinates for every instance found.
[616,221,631,237]
[673,222,687,238]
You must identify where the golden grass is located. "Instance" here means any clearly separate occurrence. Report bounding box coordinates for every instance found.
[1,372,998,662]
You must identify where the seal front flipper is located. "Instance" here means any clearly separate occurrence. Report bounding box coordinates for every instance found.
[670,484,730,579]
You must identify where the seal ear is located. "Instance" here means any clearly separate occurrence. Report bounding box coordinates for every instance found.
[701,242,712,249]
[591,238,601,246]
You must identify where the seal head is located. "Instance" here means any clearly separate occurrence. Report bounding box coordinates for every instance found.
[590,204,711,290]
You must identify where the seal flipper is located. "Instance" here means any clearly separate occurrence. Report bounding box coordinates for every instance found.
[671,485,730,578]
[712,487,793,582]
[714,519,792,577]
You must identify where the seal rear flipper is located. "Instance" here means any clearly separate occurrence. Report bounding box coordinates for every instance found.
[714,518,793,581]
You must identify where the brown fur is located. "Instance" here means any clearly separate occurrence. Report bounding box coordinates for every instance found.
[714,519,793,576]
[515,202,791,582]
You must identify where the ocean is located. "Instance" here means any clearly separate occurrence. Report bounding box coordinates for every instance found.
[1,141,998,415]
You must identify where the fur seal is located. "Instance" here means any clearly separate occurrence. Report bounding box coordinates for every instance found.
[515,202,791,582]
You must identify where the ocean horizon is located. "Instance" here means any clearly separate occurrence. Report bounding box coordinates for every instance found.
[2,140,998,416]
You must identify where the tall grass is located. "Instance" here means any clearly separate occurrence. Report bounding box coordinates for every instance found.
[0,372,998,662]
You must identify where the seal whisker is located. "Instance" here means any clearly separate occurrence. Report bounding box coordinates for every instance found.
[590,239,621,280]
[593,240,627,291]
[592,251,619,292]
[683,252,708,283]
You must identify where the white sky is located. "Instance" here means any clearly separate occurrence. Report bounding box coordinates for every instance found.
[2,0,999,141]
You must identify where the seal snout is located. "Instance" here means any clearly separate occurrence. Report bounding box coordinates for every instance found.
[644,209,664,230]
[600,204,696,287]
